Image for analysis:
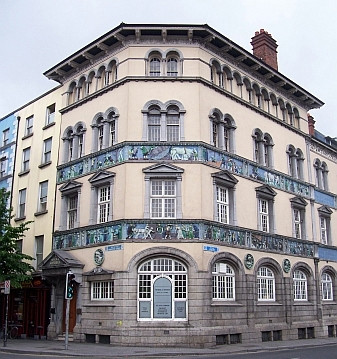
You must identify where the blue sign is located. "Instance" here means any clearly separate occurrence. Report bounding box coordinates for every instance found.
[105,244,124,251]
[203,245,219,253]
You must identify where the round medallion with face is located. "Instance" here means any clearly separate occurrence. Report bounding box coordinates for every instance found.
[94,248,104,266]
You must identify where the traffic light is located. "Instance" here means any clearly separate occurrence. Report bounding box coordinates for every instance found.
[65,272,76,300]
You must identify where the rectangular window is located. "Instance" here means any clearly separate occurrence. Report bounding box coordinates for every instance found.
[320,217,327,245]
[22,147,30,172]
[25,116,34,136]
[35,236,44,267]
[91,281,114,300]
[216,186,229,224]
[46,103,55,126]
[78,134,84,158]
[150,179,176,218]
[67,195,78,229]
[293,209,302,239]
[18,188,27,218]
[2,128,9,146]
[259,199,269,232]
[38,181,48,212]
[0,158,7,178]
[42,137,52,164]
[98,186,110,223]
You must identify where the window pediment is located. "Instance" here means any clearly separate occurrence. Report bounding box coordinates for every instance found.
[143,162,184,175]
[89,170,115,185]
[212,170,238,187]
[59,180,82,193]
[290,196,307,207]
[255,184,277,198]
[318,205,333,216]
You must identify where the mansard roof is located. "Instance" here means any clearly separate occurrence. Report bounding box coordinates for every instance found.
[44,23,323,110]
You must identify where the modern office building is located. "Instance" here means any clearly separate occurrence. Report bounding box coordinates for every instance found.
[3,23,337,347]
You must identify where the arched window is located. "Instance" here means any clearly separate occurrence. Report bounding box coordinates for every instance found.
[67,82,77,105]
[293,269,307,301]
[287,145,304,180]
[149,57,161,76]
[212,262,235,300]
[252,129,273,168]
[138,257,188,320]
[143,101,184,142]
[257,266,275,301]
[62,128,74,163]
[147,105,161,141]
[210,60,222,86]
[263,133,273,168]
[322,272,333,301]
[314,159,329,190]
[167,57,178,77]
[210,110,236,153]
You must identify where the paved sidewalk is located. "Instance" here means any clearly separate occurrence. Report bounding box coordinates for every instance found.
[1,337,337,358]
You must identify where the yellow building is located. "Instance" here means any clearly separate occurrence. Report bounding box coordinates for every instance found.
[37,24,337,347]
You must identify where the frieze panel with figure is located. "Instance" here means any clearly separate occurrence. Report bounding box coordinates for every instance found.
[57,142,311,199]
[53,220,315,259]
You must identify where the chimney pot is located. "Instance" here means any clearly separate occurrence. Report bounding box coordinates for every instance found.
[251,29,278,70]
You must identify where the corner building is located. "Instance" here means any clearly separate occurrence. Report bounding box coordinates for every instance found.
[41,24,337,347]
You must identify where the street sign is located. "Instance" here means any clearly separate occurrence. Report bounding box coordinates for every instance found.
[4,280,10,295]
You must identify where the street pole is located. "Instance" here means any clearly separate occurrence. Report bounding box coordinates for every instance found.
[65,298,70,350]
[3,293,8,347]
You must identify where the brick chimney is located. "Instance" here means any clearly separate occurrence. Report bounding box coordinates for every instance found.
[251,29,278,71]
[308,113,315,136]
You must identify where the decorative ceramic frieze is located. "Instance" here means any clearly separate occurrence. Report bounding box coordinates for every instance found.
[57,142,311,198]
[53,220,316,259]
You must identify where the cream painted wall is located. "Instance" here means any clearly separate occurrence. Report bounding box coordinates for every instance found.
[12,87,63,268]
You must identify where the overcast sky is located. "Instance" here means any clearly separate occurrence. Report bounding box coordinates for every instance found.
[1,0,336,136]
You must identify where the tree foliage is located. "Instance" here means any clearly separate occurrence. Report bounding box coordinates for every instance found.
[0,188,35,287]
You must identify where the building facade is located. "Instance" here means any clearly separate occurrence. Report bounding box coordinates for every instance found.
[0,87,62,338]
[3,23,337,347]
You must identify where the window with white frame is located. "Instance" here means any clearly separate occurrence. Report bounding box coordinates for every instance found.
[22,147,30,172]
[0,158,7,178]
[138,257,187,320]
[322,272,333,301]
[91,280,114,300]
[92,110,118,152]
[38,181,48,212]
[151,179,176,219]
[293,269,307,301]
[46,103,55,126]
[166,106,180,141]
[259,199,269,232]
[18,188,27,218]
[256,185,276,233]
[25,116,33,136]
[257,266,275,301]
[98,186,110,223]
[35,236,44,268]
[42,137,52,164]
[212,262,235,300]
[216,186,228,224]
[59,180,82,230]
[320,217,327,245]
[67,194,78,229]
[318,206,332,245]
[143,163,183,220]
[88,171,114,225]
[290,197,307,240]
[2,128,9,146]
